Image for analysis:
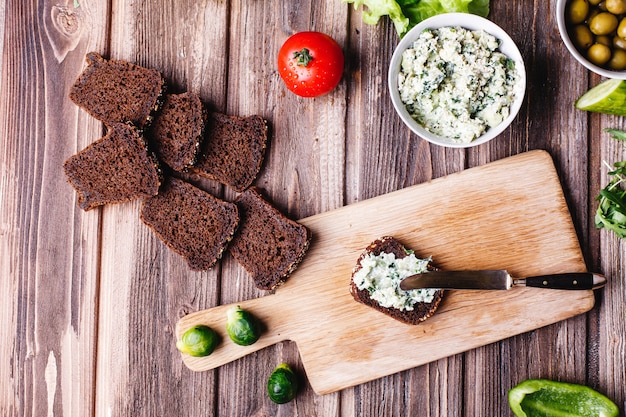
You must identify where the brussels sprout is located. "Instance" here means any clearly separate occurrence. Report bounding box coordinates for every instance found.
[267,363,298,404]
[176,325,218,357]
[226,305,261,346]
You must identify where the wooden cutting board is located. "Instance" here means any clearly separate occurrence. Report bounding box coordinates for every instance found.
[175,150,595,394]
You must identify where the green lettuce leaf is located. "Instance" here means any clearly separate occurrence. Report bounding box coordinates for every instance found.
[345,0,411,36]
[344,0,490,37]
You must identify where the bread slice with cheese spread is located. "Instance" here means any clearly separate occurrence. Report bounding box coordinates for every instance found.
[350,236,444,324]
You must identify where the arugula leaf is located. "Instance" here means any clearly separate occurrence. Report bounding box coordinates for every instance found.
[599,188,626,214]
[604,128,626,141]
[344,0,490,37]
[596,161,626,239]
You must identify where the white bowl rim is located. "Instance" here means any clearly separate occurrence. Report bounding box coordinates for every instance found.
[555,0,626,79]
[388,13,527,148]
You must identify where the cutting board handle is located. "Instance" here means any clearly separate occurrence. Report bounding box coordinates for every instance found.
[176,293,293,371]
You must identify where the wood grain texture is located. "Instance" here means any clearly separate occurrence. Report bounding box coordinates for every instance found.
[1,0,625,415]
[1,0,108,416]
[95,1,233,416]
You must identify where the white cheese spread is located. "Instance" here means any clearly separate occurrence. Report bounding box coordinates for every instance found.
[398,26,520,143]
[352,251,439,311]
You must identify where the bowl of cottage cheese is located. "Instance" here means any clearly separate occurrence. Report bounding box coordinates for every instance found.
[388,13,526,148]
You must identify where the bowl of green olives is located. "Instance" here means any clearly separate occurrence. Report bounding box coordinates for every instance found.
[558,0,626,77]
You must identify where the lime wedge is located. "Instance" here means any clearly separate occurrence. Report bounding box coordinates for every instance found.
[575,78,626,116]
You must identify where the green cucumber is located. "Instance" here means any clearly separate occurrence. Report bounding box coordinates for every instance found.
[575,78,626,116]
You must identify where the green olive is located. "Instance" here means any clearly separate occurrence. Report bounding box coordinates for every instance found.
[614,35,626,49]
[568,0,590,24]
[609,48,626,68]
[598,0,608,10]
[589,12,619,35]
[589,0,602,4]
[606,0,626,13]
[587,42,612,64]
[617,17,626,38]
[573,25,595,49]
[596,34,613,46]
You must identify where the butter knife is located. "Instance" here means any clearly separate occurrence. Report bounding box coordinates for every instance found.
[399,270,607,291]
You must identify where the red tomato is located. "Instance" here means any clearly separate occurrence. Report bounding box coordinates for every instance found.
[277,32,344,98]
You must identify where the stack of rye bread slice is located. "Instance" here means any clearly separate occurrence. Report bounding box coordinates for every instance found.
[64,52,311,290]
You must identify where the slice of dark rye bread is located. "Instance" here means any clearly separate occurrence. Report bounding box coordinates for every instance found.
[229,187,311,290]
[147,92,207,171]
[350,236,444,325]
[140,177,239,271]
[191,112,268,192]
[69,52,166,128]
[63,123,162,211]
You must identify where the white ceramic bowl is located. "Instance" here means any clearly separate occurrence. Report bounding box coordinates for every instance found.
[388,13,527,148]
[556,0,626,79]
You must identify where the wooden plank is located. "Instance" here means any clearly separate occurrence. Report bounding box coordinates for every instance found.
[465,2,528,412]
[214,0,290,412]
[94,1,230,416]
[596,116,626,409]
[177,151,596,394]
[471,1,598,414]
[343,10,469,412]
[213,0,349,414]
[0,0,109,416]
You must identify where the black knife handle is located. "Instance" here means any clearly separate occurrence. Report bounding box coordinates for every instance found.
[522,273,605,290]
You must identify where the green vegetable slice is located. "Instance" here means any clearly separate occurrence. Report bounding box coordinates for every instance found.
[267,363,298,404]
[575,79,626,116]
[508,379,619,417]
[176,325,219,357]
[226,305,261,346]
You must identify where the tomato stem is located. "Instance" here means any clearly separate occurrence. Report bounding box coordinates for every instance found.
[293,48,313,67]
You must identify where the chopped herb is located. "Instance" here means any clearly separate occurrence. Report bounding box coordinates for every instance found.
[506,58,515,71]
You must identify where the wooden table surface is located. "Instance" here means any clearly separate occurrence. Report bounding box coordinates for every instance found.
[1,0,625,416]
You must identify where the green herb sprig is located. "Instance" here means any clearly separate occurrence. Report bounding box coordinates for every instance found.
[595,129,626,238]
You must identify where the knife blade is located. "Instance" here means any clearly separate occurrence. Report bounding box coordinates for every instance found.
[399,270,607,291]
